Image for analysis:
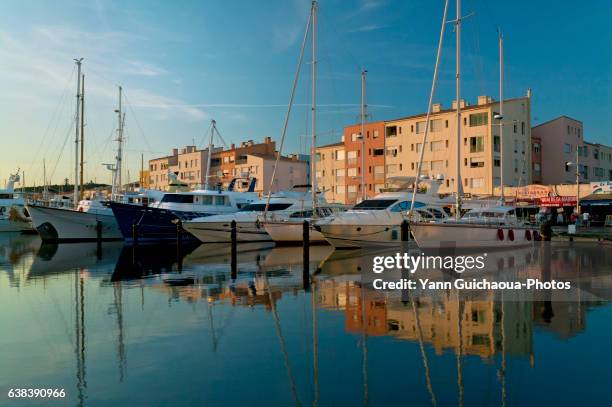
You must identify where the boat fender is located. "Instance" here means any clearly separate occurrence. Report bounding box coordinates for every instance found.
[525,230,532,241]
[497,228,504,241]
[78,207,83,212]
[508,229,514,241]
[533,230,540,241]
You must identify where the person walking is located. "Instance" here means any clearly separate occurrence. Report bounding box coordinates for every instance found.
[557,211,564,226]
[583,212,590,228]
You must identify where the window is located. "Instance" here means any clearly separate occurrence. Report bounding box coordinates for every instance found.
[513,123,517,133]
[583,145,588,157]
[493,136,500,152]
[445,120,449,128]
[521,122,525,135]
[514,159,519,173]
[389,201,412,212]
[533,143,540,153]
[470,137,484,153]
[471,178,485,188]
[347,150,358,165]
[335,150,345,160]
[594,149,599,160]
[514,139,518,152]
[353,199,397,210]
[373,130,379,139]
[470,159,485,168]
[564,144,572,154]
[386,126,397,137]
[348,168,357,177]
[416,121,427,134]
[373,148,384,156]
[494,159,500,167]
[430,119,443,132]
[161,194,194,204]
[351,133,360,142]
[386,147,398,157]
[533,163,541,174]
[469,112,488,127]
[374,166,384,181]
[431,141,445,151]
[431,160,444,171]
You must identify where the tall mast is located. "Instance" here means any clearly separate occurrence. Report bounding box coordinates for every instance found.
[79,74,85,201]
[499,29,505,203]
[311,0,318,208]
[73,58,83,207]
[116,86,124,197]
[454,0,462,219]
[360,69,367,201]
[204,120,215,190]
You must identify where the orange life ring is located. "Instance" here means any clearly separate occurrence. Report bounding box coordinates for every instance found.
[525,230,532,241]
[497,228,504,241]
[508,229,514,241]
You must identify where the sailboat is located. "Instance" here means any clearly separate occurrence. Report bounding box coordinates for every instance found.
[410,0,538,250]
[260,0,342,244]
[27,63,140,241]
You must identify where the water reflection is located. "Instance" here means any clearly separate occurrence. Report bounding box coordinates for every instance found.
[1,234,611,406]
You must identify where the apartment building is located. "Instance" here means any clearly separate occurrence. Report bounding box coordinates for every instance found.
[342,121,387,204]
[385,94,532,196]
[209,137,277,189]
[149,138,277,191]
[532,116,612,184]
[230,153,308,195]
[315,142,345,203]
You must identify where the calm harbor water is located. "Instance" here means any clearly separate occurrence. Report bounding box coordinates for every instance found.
[1,232,611,406]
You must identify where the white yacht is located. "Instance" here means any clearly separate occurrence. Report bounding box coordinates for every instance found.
[110,179,259,243]
[314,177,452,248]
[261,204,344,245]
[411,206,539,249]
[183,187,323,243]
[0,172,34,233]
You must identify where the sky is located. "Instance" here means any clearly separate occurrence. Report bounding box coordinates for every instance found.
[1,0,610,187]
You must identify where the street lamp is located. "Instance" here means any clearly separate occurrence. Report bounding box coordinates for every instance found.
[565,148,581,215]
[493,114,517,203]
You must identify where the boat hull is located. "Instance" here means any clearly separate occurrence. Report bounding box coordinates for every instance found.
[263,221,328,245]
[27,205,122,242]
[410,222,537,249]
[316,223,405,249]
[110,202,203,243]
[183,221,271,243]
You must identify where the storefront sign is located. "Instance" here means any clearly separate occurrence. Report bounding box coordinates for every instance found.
[591,181,612,194]
[540,196,577,207]
[516,184,553,199]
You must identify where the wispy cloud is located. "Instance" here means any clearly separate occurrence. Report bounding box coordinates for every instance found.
[347,24,386,33]
[0,25,206,121]
[343,0,386,21]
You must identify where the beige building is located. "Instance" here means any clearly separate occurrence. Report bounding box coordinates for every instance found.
[532,116,612,184]
[385,94,532,196]
[149,146,220,191]
[230,153,308,195]
[315,142,345,203]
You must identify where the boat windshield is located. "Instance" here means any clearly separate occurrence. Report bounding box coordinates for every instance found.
[352,199,397,210]
[161,194,194,204]
[239,203,293,212]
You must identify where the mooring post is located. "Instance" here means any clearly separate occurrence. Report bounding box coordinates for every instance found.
[303,220,310,290]
[231,220,237,279]
[401,219,409,241]
[176,219,183,245]
[132,222,138,246]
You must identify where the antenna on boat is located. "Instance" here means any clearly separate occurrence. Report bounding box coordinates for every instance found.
[113,86,124,200]
[80,73,85,201]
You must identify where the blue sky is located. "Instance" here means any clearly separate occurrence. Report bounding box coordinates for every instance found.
[1,0,610,186]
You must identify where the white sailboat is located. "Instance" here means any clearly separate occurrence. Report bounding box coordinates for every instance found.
[0,171,33,232]
[410,1,537,250]
[27,67,128,242]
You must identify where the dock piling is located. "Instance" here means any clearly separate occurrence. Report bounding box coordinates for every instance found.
[401,220,409,241]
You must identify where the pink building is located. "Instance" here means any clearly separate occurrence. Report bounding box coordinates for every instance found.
[532,116,612,185]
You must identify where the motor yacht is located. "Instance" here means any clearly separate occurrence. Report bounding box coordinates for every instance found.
[0,171,33,232]
[314,177,453,248]
[110,178,259,243]
[183,186,323,243]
